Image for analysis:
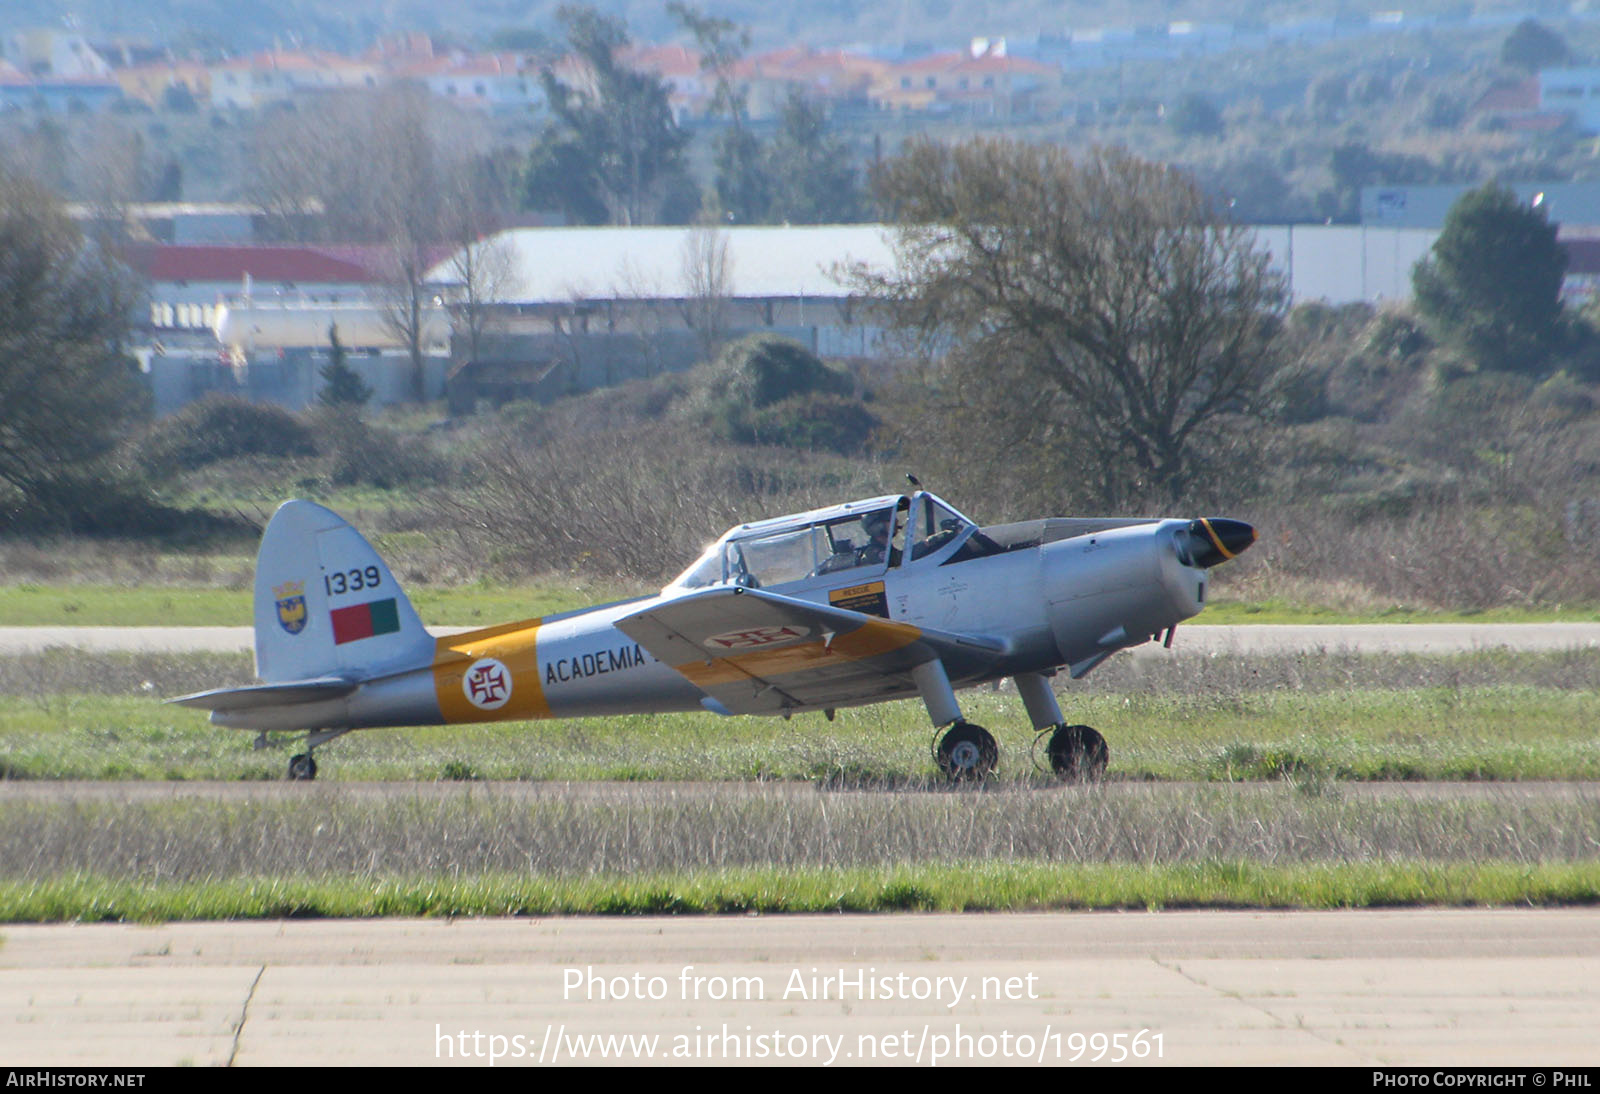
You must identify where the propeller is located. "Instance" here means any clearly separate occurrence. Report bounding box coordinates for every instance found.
[1184,518,1256,569]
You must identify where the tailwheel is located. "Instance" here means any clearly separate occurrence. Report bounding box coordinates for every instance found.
[1046,724,1108,782]
[935,721,998,782]
[287,752,318,781]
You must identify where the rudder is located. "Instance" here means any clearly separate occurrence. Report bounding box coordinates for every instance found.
[253,499,434,682]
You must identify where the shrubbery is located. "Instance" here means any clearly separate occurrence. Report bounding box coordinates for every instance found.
[683,334,879,454]
[137,395,317,477]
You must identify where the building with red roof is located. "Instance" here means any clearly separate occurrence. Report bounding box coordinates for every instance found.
[208,50,379,109]
[872,41,1058,117]
[395,51,544,113]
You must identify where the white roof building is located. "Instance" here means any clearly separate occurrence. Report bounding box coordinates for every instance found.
[428,221,1448,321]
[426,224,898,306]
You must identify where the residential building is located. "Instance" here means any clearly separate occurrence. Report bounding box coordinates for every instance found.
[208,50,379,110]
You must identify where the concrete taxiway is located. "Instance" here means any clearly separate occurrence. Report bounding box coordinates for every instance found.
[3,911,1600,1067]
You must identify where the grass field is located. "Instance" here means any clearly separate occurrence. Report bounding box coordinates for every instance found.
[2,783,1598,919]
[6,862,1599,921]
[4,647,1600,919]
[1,648,1599,783]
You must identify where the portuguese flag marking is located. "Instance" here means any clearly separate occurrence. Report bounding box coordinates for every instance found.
[330,598,401,645]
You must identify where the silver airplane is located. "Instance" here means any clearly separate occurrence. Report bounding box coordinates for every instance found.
[172,489,1256,780]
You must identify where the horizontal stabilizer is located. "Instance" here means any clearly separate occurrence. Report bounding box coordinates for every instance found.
[168,677,359,713]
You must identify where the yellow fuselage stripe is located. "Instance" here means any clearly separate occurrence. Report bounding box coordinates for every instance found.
[431,618,552,722]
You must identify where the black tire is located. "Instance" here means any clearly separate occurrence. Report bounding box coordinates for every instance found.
[936,722,998,781]
[288,753,318,781]
[1047,724,1108,782]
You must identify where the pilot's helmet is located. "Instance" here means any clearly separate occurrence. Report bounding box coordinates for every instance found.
[863,511,891,539]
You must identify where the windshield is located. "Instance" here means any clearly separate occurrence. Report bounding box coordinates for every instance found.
[908,494,974,560]
[667,506,900,591]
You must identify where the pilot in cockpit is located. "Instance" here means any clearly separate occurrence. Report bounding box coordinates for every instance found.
[857,510,899,566]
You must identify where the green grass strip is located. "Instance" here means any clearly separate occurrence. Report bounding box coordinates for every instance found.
[5,861,1599,922]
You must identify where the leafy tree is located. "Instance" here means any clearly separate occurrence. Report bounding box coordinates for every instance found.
[488,27,552,51]
[668,2,748,123]
[668,3,768,224]
[536,4,688,226]
[711,125,769,224]
[1305,73,1347,123]
[1168,93,1223,138]
[763,92,863,224]
[520,134,610,226]
[1325,142,1439,222]
[1412,183,1567,376]
[319,323,373,408]
[1501,19,1568,73]
[0,167,148,528]
[857,139,1288,509]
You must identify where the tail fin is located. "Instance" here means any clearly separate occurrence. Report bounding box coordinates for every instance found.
[253,499,434,683]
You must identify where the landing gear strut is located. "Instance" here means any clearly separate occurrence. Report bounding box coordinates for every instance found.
[935,721,998,781]
[281,728,350,782]
[1045,723,1108,782]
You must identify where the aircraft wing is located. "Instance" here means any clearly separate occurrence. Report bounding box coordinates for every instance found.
[614,587,1008,715]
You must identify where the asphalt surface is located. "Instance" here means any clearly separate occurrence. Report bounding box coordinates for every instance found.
[4,911,1600,1066]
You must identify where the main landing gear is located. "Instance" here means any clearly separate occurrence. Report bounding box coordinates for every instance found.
[915,662,1110,783]
[1040,723,1109,782]
[934,721,999,781]
[262,728,350,781]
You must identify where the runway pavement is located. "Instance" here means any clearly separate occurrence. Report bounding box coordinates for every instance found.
[6,621,1600,655]
[3,910,1599,1067]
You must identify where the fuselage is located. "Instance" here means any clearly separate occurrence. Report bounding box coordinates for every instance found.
[214,505,1215,733]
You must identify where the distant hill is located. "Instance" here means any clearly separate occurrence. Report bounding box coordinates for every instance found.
[0,1,1553,55]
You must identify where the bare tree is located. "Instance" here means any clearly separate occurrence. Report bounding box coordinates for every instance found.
[252,85,493,399]
[248,86,494,245]
[443,232,519,366]
[73,119,147,243]
[438,152,518,366]
[854,139,1289,511]
[678,221,733,364]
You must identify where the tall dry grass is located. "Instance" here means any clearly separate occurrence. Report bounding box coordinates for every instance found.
[3,785,1597,881]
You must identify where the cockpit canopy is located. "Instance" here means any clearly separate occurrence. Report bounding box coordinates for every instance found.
[667,491,976,593]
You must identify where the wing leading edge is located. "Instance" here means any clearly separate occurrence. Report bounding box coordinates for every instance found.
[614,587,1009,715]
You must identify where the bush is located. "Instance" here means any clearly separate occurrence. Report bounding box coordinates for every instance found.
[0,468,251,540]
[313,409,448,490]
[743,394,881,455]
[686,335,871,451]
[137,396,317,477]
[706,334,853,409]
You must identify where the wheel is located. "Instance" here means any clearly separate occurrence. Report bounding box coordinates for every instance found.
[288,753,318,781]
[1047,724,1108,782]
[935,722,998,781]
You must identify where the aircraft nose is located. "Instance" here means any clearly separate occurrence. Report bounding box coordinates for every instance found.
[1187,517,1256,568]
